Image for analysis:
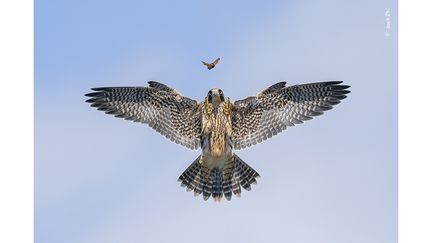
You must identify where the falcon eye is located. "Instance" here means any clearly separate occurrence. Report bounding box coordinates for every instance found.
[218,89,225,101]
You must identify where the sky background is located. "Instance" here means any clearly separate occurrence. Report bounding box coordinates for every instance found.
[35,1,397,243]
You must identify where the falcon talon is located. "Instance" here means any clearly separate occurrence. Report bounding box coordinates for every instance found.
[86,80,350,201]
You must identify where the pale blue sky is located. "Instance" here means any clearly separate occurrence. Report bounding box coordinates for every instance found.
[35,0,397,243]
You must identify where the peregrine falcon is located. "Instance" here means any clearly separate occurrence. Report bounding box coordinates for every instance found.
[85,81,350,201]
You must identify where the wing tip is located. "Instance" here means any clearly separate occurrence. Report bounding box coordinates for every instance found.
[85,97,101,103]
[85,91,102,97]
[326,81,351,93]
[147,80,159,86]
[91,87,108,91]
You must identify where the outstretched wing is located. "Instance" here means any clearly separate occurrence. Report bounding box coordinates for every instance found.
[85,81,202,150]
[231,81,350,149]
[212,57,220,65]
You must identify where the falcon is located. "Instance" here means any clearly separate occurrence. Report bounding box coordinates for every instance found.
[201,57,220,70]
[85,80,350,201]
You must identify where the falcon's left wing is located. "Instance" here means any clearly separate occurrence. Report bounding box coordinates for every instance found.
[231,81,350,150]
[85,81,202,150]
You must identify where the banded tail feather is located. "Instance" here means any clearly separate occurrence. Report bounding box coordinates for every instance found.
[178,154,260,201]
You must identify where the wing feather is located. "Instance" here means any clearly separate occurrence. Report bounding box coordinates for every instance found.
[231,81,350,149]
[85,81,201,150]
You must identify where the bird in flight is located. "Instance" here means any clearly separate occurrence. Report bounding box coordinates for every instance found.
[85,80,350,201]
[201,57,220,70]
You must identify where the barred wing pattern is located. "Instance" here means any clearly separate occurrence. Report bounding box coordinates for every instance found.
[231,81,350,149]
[85,81,202,150]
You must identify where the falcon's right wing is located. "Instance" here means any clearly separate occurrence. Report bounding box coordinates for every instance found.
[85,81,202,150]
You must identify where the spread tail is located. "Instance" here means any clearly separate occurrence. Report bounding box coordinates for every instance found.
[178,154,260,201]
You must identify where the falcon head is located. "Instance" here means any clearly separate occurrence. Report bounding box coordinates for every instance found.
[207,88,225,105]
